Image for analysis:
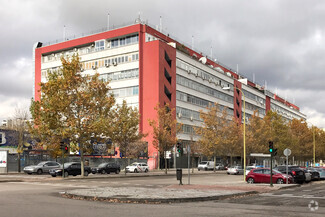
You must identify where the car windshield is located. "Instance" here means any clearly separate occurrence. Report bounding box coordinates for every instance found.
[273,169,281,174]
[131,163,138,166]
[64,162,77,168]
[98,163,107,168]
[200,162,207,165]
[37,162,46,166]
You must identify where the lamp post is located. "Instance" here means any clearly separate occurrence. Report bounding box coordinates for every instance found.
[223,86,246,182]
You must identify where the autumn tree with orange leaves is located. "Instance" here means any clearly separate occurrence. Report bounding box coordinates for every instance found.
[148,103,182,174]
[29,55,115,176]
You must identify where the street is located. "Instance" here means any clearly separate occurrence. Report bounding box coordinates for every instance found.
[0,173,324,216]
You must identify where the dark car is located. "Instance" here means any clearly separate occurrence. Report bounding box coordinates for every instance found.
[274,166,305,184]
[49,162,91,177]
[246,168,293,184]
[91,162,120,174]
[306,167,320,181]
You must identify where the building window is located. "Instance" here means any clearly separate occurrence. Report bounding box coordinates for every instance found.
[165,51,172,67]
[95,40,105,51]
[164,86,172,101]
[164,68,171,84]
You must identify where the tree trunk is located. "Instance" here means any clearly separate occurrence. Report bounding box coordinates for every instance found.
[165,157,167,174]
[80,146,84,177]
[17,153,21,173]
[191,156,195,173]
[213,156,216,173]
[230,155,233,167]
[157,151,160,170]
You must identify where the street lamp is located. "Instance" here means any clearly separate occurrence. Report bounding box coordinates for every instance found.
[223,86,246,182]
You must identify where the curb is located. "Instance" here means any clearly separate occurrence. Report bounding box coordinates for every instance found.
[0,180,23,183]
[61,190,259,204]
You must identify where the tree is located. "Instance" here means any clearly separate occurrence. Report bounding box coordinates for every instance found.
[10,107,30,172]
[29,55,115,176]
[246,111,269,156]
[220,115,242,166]
[148,103,181,174]
[288,119,312,163]
[109,100,146,175]
[195,103,223,171]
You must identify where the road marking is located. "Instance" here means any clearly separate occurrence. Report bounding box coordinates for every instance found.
[261,193,325,199]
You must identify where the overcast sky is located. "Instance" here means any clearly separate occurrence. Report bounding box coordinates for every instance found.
[1,0,324,127]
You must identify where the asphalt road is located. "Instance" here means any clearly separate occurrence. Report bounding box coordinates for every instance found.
[0,174,324,217]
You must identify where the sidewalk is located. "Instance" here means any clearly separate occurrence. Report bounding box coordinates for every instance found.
[60,172,300,203]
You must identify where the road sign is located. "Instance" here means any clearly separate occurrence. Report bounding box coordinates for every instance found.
[283,148,291,157]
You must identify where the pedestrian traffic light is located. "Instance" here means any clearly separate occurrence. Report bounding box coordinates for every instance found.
[269,141,273,153]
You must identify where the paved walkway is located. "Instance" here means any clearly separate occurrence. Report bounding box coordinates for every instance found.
[0,171,300,203]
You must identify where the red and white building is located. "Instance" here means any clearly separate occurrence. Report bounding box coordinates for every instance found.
[34,21,306,169]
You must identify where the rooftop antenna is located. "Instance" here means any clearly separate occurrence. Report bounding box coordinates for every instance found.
[159,16,162,32]
[63,25,66,41]
[107,13,110,30]
[237,64,239,74]
[285,92,287,102]
[293,98,295,104]
[135,11,142,23]
[264,80,267,90]
[253,73,255,83]
[275,87,278,95]
[210,46,213,59]
[191,36,194,50]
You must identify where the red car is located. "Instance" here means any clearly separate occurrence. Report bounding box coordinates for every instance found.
[246,168,293,184]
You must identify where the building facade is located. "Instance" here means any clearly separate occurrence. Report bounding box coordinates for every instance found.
[34,22,306,169]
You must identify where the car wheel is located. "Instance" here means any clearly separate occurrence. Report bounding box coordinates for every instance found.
[145,169,148,173]
[247,178,254,184]
[101,170,106,174]
[276,178,284,184]
[51,175,56,177]
[64,171,69,177]
[28,173,32,175]
[37,169,43,175]
[205,167,207,171]
[115,169,120,174]
[84,171,89,176]
[227,173,230,175]
[134,169,138,173]
[198,169,200,171]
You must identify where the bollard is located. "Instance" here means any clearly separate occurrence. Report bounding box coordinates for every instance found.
[176,168,183,185]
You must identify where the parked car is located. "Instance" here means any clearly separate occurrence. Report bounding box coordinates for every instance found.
[227,165,244,175]
[198,161,215,171]
[125,162,149,173]
[216,163,226,170]
[49,162,91,177]
[23,161,61,175]
[245,166,256,175]
[274,166,305,184]
[314,168,325,179]
[306,167,320,181]
[246,168,293,184]
[91,162,120,174]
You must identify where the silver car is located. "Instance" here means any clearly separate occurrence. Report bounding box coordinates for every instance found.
[23,161,61,175]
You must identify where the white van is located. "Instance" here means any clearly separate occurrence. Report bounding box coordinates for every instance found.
[198,161,215,171]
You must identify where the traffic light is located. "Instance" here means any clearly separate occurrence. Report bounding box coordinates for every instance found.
[269,141,273,153]
[176,142,183,155]
[273,148,278,156]
[64,145,69,154]
[60,141,64,150]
